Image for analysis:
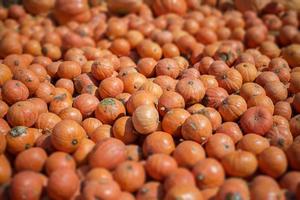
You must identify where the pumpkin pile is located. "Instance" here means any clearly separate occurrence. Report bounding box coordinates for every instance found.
[1,0,300,199]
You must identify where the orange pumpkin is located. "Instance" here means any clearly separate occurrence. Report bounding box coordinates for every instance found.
[95,98,126,125]
[6,126,35,154]
[218,95,247,122]
[132,105,159,135]
[51,119,86,153]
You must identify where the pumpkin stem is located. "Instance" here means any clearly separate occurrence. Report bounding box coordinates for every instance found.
[196,174,204,181]
[54,93,67,101]
[10,126,27,137]
[225,192,242,200]
[72,139,78,145]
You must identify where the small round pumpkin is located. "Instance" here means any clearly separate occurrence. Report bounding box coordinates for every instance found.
[258,146,287,178]
[89,138,127,170]
[218,95,247,122]
[45,151,76,175]
[6,126,35,154]
[203,87,229,109]
[113,160,145,192]
[143,131,175,156]
[95,98,126,125]
[99,77,124,98]
[250,175,282,200]
[145,153,178,181]
[73,93,99,117]
[164,185,203,200]
[240,106,273,135]
[51,119,86,153]
[173,140,206,168]
[205,133,235,160]
[132,105,159,135]
[221,150,258,178]
[15,147,47,172]
[10,171,43,200]
[181,114,212,144]
[47,169,79,200]
[1,80,29,105]
[136,182,164,200]
[162,108,190,137]
[164,168,195,191]
[72,138,95,165]
[192,158,225,189]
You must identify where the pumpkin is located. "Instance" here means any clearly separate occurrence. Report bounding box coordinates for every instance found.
[73,93,99,117]
[164,168,195,191]
[51,119,86,153]
[221,150,258,178]
[82,180,121,200]
[153,75,177,92]
[95,98,126,125]
[237,134,270,155]
[137,39,162,60]
[235,62,257,83]
[250,176,282,200]
[155,58,180,79]
[1,80,29,105]
[264,81,288,103]
[27,98,48,116]
[181,114,212,144]
[175,78,205,105]
[45,152,76,175]
[6,126,35,154]
[265,119,293,150]
[158,91,185,116]
[216,68,243,94]
[89,138,127,170]
[239,82,266,101]
[216,178,250,200]
[132,105,159,134]
[59,107,83,123]
[240,106,273,135]
[0,154,12,184]
[112,116,138,144]
[85,168,113,182]
[164,185,203,200]
[258,146,287,178]
[121,72,148,94]
[47,169,79,200]
[255,71,280,87]
[113,161,145,192]
[49,89,73,115]
[91,58,115,81]
[35,82,55,103]
[192,158,225,189]
[205,133,235,160]
[203,87,229,109]
[208,61,229,77]
[218,95,247,122]
[143,131,175,156]
[274,101,292,120]
[145,153,178,181]
[99,77,124,98]
[152,0,187,16]
[10,171,43,200]
[15,147,47,172]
